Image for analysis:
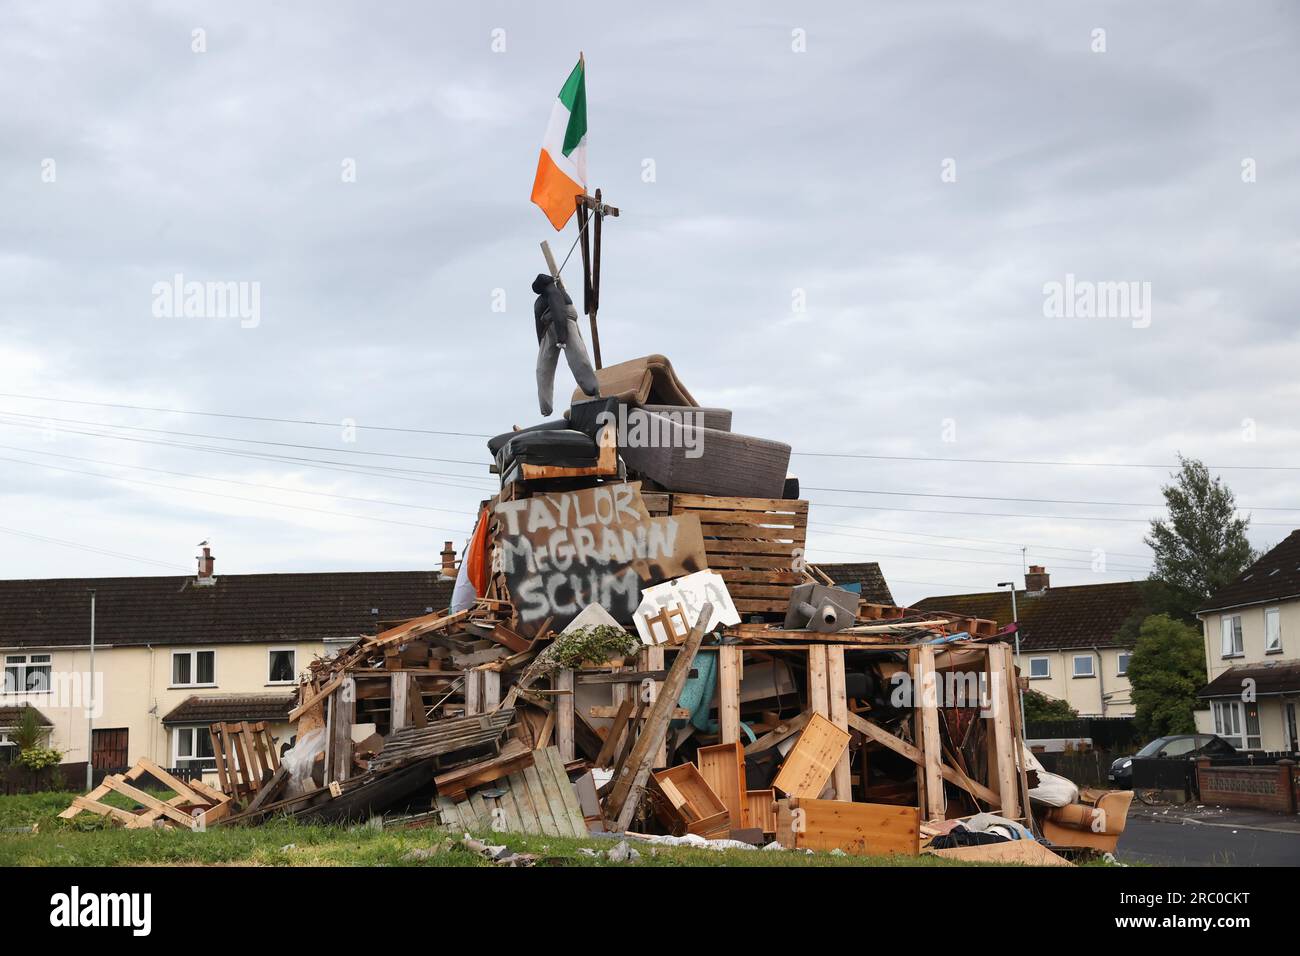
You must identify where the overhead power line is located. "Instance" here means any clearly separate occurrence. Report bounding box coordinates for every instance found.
[0,392,494,439]
[0,454,475,536]
[8,392,1300,472]
[0,524,190,573]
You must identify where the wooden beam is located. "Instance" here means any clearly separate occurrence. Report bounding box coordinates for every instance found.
[606,603,712,830]
[987,645,1021,819]
[744,710,811,756]
[101,775,196,829]
[826,646,851,801]
[718,646,741,745]
[556,669,575,761]
[641,645,667,768]
[916,646,946,821]
[847,712,1000,807]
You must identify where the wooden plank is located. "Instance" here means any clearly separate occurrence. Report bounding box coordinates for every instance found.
[826,646,851,801]
[289,673,347,722]
[746,789,777,834]
[330,677,356,784]
[69,795,142,826]
[846,711,1001,807]
[696,742,748,829]
[101,775,196,829]
[671,494,808,513]
[771,712,851,799]
[133,757,204,806]
[606,603,712,830]
[642,647,667,768]
[987,645,1021,819]
[210,724,233,797]
[588,704,691,720]
[744,710,811,755]
[784,797,920,856]
[521,764,561,837]
[540,747,587,837]
[807,645,829,719]
[556,669,575,761]
[391,671,412,731]
[505,771,541,833]
[594,696,635,768]
[917,646,946,821]
[718,646,741,745]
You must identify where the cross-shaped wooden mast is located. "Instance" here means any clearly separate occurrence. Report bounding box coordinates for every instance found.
[574,189,618,369]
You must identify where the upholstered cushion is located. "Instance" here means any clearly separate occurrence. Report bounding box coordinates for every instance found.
[570,354,698,407]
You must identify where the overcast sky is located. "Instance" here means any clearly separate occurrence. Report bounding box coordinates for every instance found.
[1,1,1298,605]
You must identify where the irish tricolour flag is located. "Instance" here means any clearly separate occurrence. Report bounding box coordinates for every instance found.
[530,57,587,230]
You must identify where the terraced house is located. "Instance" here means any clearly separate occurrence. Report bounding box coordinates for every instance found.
[916,566,1145,718]
[2,545,897,776]
[0,546,455,776]
[1195,530,1300,753]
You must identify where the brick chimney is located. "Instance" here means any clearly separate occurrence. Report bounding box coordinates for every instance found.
[196,544,216,585]
[1025,564,1049,594]
[440,540,458,579]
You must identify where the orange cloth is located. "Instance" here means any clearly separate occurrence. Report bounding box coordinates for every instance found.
[466,507,490,596]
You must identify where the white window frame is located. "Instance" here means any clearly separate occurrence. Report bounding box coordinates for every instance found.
[172,725,217,768]
[1212,700,1261,751]
[3,653,52,695]
[1265,607,1282,654]
[170,649,217,688]
[267,647,297,685]
[1116,652,1131,676]
[1027,656,1051,680]
[1072,654,1095,678]
[1220,615,1244,658]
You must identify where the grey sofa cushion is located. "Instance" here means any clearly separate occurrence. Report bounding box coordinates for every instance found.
[620,411,790,500]
[639,404,733,433]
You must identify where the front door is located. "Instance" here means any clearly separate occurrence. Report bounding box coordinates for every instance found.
[91,727,129,770]
[1286,703,1298,754]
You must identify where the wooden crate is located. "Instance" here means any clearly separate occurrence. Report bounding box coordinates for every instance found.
[696,742,749,829]
[649,763,730,837]
[669,494,808,615]
[776,798,920,857]
[772,712,851,798]
[746,788,777,835]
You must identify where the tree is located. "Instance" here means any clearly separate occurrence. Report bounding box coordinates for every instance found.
[1021,689,1078,723]
[1145,456,1256,620]
[1126,614,1206,737]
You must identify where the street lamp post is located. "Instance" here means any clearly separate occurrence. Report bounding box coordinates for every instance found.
[87,588,96,792]
[997,581,1025,731]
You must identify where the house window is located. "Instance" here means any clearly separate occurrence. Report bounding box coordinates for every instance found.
[171,650,216,687]
[173,726,216,769]
[3,654,52,694]
[1117,652,1132,676]
[268,648,297,684]
[1265,607,1282,654]
[1028,657,1050,679]
[0,730,14,765]
[1072,654,1095,678]
[1220,615,1244,658]
[1212,700,1262,751]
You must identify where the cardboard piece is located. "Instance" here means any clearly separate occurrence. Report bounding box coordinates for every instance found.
[633,570,740,645]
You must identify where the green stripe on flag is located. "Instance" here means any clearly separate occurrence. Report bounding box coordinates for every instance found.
[559,61,587,157]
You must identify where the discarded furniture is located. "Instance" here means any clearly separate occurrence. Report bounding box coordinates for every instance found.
[776,798,920,856]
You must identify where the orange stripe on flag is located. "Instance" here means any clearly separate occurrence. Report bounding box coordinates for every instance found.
[530,149,582,230]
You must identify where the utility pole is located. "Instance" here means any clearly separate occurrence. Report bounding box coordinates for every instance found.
[997,580,1024,731]
[86,588,96,791]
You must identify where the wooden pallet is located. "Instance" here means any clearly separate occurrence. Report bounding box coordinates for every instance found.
[58,758,232,830]
[210,720,280,803]
[669,494,808,615]
[435,746,587,837]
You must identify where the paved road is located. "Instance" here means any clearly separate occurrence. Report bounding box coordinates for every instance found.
[1117,817,1300,866]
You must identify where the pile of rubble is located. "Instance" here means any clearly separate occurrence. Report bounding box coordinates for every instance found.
[60,340,1132,861]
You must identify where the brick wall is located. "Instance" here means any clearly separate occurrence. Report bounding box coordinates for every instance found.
[1196,758,1297,814]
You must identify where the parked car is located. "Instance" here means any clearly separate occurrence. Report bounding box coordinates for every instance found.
[1108,734,1236,787]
